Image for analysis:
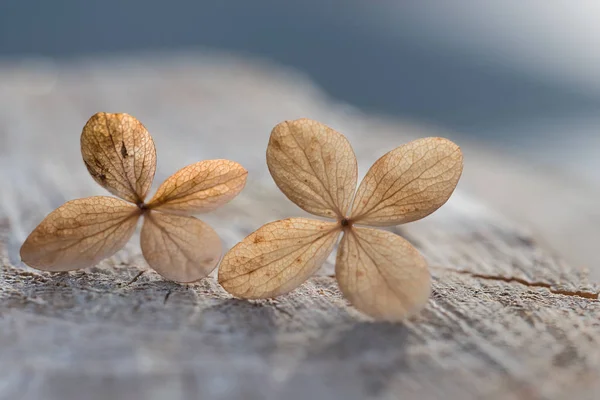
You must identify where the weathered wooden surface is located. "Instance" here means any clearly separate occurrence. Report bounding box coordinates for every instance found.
[0,53,599,400]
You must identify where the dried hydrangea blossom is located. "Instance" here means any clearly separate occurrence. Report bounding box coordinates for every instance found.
[20,112,247,283]
[218,118,463,321]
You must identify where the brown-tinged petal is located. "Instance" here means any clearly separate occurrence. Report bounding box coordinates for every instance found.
[267,118,358,219]
[350,137,463,226]
[140,211,221,283]
[335,227,431,321]
[81,112,156,203]
[147,160,248,215]
[218,218,340,299]
[20,196,140,271]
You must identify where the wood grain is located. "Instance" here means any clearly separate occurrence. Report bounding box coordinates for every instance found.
[0,52,598,400]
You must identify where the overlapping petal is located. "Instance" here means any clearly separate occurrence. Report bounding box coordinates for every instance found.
[148,160,247,215]
[267,119,357,219]
[350,137,463,226]
[140,211,222,283]
[81,112,156,203]
[336,227,431,321]
[218,218,340,298]
[20,196,140,271]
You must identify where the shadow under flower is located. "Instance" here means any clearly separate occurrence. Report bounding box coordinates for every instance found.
[271,321,410,400]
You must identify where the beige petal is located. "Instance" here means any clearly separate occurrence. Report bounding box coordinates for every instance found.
[267,119,358,219]
[147,160,247,215]
[336,226,431,321]
[218,218,340,299]
[350,137,463,226]
[140,211,222,283]
[20,196,140,271]
[81,112,157,203]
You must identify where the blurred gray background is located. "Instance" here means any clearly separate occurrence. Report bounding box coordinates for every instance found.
[1,0,598,271]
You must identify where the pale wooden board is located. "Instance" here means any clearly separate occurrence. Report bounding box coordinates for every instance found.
[0,52,599,400]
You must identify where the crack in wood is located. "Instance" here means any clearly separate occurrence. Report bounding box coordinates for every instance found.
[163,289,172,305]
[330,267,599,300]
[126,270,145,286]
[433,267,598,300]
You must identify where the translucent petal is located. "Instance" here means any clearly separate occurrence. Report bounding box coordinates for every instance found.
[81,112,156,203]
[267,119,358,219]
[218,218,340,299]
[335,226,431,321]
[350,137,463,226]
[147,160,247,215]
[140,211,222,283]
[20,196,140,271]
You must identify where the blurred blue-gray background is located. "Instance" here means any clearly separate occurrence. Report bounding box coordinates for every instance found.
[2,1,600,177]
